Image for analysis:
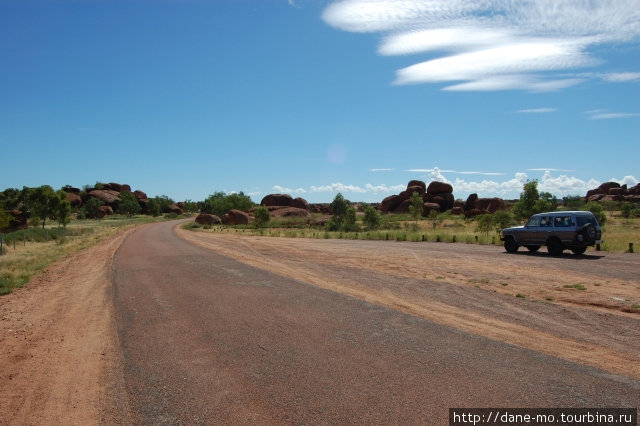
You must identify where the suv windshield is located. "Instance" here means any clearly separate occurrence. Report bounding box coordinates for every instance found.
[576,215,599,227]
[526,216,541,227]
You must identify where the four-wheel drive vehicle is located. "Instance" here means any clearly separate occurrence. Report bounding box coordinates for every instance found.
[500,211,602,255]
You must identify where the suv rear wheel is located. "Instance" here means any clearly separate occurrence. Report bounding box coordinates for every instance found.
[547,238,564,256]
[581,223,597,243]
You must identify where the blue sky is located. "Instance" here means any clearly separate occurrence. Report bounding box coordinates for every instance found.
[1,0,639,203]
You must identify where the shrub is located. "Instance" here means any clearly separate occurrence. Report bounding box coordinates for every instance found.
[253,206,270,228]
[585,202,606,226]
[362,205,381,230]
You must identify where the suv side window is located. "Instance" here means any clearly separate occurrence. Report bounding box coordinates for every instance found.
[526,216,541,227]
[554,216,572,227]
[576,216,599,227]
[540,216,553,227]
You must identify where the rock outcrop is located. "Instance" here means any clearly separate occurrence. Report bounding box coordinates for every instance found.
[379,180,456,215]
[260,193,311,211]
[261,194,294,207]
[461,193,506,217]
[195,213,221,225]
[223,209,249,225]
[270,207,311,218]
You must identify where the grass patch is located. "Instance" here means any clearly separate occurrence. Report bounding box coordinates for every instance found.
[516,293,526,298]
[563,283,587,290]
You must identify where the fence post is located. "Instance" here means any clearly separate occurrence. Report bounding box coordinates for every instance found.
[629,243,634,253]
[1,236,3,256]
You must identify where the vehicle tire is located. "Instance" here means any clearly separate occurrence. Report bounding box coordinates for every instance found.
[571,247,587,255]
[547,238,563,256]
[504,237,519,253]
[526,245,540,252]
[581,224,597,243]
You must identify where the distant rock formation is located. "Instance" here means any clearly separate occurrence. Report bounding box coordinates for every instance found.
[585,182,640,203]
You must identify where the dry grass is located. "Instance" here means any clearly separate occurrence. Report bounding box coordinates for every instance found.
[0,215,163,294]
[186,211,640,253]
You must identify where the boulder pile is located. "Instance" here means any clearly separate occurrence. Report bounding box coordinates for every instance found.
[259,193,312,218]
[61,182,184,216]
[585,182,640,203]
[380,180,454,215]
[455,193,506,217]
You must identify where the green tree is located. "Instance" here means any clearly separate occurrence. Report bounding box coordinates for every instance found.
[202,192,253,217]
[491,210,513,233]
[512,180,557,221]
[0,210,11,230]
[26,185,63,228]
[475,214,493,235]
[621,202,634,218]
[408,191,423,223]
[585,201,607,226]
[83,197,105,219]
[343,206,358,232]
[118,191,141,217]
[55,190,71,227]
[146,198,162,217]
[253,205,270,228]
[330,193,348,224]
[362,205,381,230]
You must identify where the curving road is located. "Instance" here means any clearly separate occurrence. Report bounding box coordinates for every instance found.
[112,221,640,425]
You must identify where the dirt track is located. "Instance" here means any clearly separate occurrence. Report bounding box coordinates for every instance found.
[1,220,639,425]
[178,227,640,380]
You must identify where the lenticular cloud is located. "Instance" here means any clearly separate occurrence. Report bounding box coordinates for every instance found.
[322,0,640,91]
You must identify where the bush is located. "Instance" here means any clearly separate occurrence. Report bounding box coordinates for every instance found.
[362,205,381,230]
[585,202,607,226]
[254,206,270,228]
[202,192,254,217]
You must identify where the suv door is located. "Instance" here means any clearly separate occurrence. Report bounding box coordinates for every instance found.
[520,215,543,244]
[552,215,574,244]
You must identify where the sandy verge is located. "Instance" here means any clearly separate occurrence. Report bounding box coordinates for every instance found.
[177,227,640,380]
[0,229,133,426]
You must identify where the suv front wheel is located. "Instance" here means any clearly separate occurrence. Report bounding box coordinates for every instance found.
[504,236,519,253]
[547,238,564,256]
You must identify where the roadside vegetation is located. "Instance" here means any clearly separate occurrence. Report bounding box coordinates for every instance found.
[186,180,640,254]
[1,183,194,295]
[0,215,176,295]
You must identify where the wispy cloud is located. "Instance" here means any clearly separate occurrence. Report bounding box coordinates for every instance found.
[515,108,558,114]
[528,168,575,172]
[588,112,640,120]
[370,168,394,172]
[406,167,505,176]
[322,0,640,92]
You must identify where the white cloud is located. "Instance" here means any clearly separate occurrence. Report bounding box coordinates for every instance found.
[370,168,395,172]
[272,185,307,194]
[365,183,406,193]
[538,170,600,196]
[323,0,640,91]
[612,175,638,187]
[310,183,367,193]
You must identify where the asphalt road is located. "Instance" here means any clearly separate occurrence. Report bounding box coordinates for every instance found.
[112,221,640,425]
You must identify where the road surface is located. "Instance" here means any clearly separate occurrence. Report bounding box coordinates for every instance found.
[112,221,640,424]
